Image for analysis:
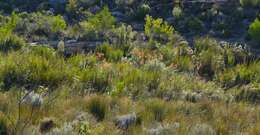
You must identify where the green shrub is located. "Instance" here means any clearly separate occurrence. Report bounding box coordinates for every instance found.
[30,46,56,59]
[0,51,69,90]
[85,96,110,121]
[216,62,260,87]
[109,24,137,55]
[0,35,25,53]
[96,43,123,62]
[248,18,260,44]
[143,99,168,122]
[145,15,174,42]
[79,6,115,40]
[80,68,111,93]
[194,37,224,79]
[16,12,67,41]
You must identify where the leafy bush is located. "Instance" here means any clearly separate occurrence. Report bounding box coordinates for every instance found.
[145,15,174,42]
[248,18,260,44]
[15,12,67,41]
[194,37,224,79]
[79,7,115,40]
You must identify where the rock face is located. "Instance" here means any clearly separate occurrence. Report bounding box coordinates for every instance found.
[115,113,137,130]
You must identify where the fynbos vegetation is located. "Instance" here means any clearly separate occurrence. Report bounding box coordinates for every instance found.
[0,0,259,135]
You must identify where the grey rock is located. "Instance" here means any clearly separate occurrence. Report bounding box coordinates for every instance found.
[22,92,43,107]
[115,113,137,130]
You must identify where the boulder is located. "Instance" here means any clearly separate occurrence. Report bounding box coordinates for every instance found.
[114,113,137,130]
[22,92,43,108]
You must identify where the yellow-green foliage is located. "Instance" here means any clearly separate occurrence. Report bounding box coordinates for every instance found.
[0,48,70,90]
[145,15,174,40]
[249,18,260,44]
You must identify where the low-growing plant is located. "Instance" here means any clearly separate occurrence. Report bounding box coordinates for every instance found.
[143,99,168,122]
[0,35,25,53]
[85,96,110,121]
[96,43,123,62]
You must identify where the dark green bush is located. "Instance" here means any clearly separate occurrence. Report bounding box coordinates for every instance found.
[86,96,109,121]
[132,4,151,21]
[186,17,204,33]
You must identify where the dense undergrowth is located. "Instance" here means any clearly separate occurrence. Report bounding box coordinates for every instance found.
[0,1,259,135]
